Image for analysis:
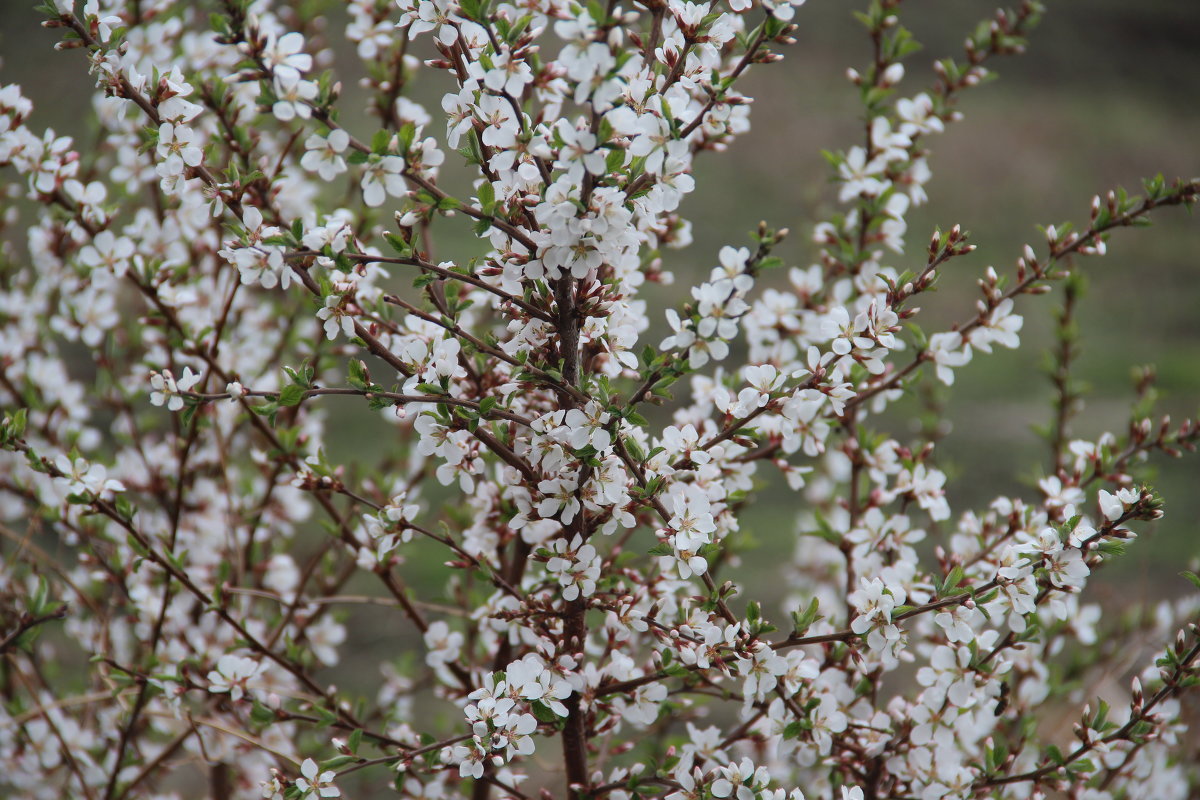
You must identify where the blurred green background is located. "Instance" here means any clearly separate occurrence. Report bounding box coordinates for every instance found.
[2,0,1199,780]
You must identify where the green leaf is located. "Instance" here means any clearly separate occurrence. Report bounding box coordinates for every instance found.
[940,565,965,596]
[906,322,928,349]
[605,146,626,174]
[322,755,358,770]
[250,700,276,725]
[530,700,559,723]
[1,408,27,444]
[477,180,496,214]
[790,598,821,636]
[371,129,392,154]
[398,122,417,153]
[348,359,369,391]
[278,384,305,407]
[29,576,50,615]
[662,661,690,678]
[800,510,841,544]
[385,232,413,257]
[113,493,136,523]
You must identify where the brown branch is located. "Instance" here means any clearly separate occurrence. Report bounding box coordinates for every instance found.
[0,607,67,654]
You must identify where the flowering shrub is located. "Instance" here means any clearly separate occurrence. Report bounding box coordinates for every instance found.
[1,0,1199,799]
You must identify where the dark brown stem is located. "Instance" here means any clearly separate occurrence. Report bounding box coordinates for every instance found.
[1048,274,1081,473]
[561,596,590,800]
[0,607,67,654]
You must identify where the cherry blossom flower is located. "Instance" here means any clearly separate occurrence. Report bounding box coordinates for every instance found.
[360,154,405,207]
[301,129,350,181]
[156,123,202,176]
[424,620,464,668]
[206,654,265,702]
[1099,487,1139,521]
[546,534,601,600]
[295,758,341,798]
[53,455,125,497]
[272,75,317,121]
[262,32,313,85]
[398,0,461,45]
[149,367,200,411]
[316,294,356,340]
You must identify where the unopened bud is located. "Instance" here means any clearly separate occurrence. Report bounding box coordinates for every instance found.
[881,63,905,86]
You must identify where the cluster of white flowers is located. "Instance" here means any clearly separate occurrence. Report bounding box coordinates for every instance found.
[453,654,573,776]
[0,1,1198,799]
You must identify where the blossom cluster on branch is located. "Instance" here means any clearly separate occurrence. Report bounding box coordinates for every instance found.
[1,0,1198,799]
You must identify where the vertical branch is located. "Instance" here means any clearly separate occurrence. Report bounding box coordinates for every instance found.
[554,277,581,389]
[1048,271,1084,473]
[553,271,589,798]
[560,593,589,800]
[841,413,864,624]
